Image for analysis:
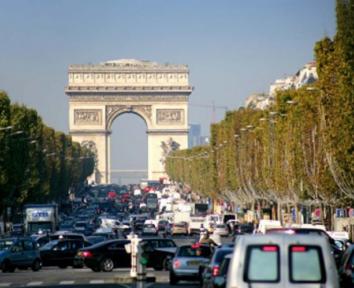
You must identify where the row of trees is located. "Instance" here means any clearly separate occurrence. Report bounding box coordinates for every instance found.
[166,0,354,213]
[0,91,95,219]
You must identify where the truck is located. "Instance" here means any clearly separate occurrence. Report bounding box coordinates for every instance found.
[24,204,58,235]
[173,211,191,224]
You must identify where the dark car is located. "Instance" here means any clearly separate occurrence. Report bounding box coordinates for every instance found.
[157,220,170,232]
[338,244,354,288]
[40,238,92,268]
[0,237,42,272]
[78,237,176,272]
[77,239,131,272]
[201,245,233,288]
[140,237,177,270]
[210,254,232,288]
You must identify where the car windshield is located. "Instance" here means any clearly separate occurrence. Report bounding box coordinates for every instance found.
[178,246,211,258]
[41,240,59,249]
[0,240,14,250]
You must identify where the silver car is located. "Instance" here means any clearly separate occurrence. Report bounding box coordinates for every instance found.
[170,244,212,284]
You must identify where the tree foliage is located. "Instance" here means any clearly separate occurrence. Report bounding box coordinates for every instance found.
[0,91,95,218]
[166,0,353,208]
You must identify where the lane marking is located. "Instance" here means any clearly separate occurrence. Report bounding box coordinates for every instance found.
[27,282,43,286]
[89,280,105,284]
[0,284,11,287]
[59,281,75,285]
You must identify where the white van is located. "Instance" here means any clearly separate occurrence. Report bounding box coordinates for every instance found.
[227,234,339,288]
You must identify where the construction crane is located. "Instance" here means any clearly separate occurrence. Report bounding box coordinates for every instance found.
[190,102,228,123]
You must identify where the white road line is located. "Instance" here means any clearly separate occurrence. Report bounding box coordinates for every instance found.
[59,281,75,285]
[89,280,105,284]
[27,282,43,286]
[0,283,11,287]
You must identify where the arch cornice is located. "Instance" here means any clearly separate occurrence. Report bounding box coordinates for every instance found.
[106,104,152,130]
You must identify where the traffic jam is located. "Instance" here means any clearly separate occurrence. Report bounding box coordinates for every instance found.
[0,181,353,288]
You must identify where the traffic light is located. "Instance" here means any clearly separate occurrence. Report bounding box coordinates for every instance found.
[139,242,150,266]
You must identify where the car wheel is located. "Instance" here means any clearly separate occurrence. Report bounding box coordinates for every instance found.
[169,271,178,285]
[1,260,10,273]
[100,258,114,272]
[2,260,15,273]
[31,259,41,271]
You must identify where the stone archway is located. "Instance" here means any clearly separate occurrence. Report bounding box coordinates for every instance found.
[65,59,192,184]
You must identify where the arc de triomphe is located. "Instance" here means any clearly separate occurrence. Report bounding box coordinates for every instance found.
[65,59,192,184]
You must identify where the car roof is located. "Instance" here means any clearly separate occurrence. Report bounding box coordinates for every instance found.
[237,234,330,245]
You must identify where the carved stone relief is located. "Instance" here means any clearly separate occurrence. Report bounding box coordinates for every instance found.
[74,109,102,125]
[106,105,152,128]
[156,109,184,125]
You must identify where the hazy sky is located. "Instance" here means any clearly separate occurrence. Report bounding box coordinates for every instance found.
[0,0,336,176]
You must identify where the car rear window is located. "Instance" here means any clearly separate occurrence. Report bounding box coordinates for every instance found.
[213,249,233,264]
[244,245,280,283]
[289,245,325,283]
[178,246,211,258]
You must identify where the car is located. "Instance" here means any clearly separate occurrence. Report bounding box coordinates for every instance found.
[157,220,170,232]
[213,224,229,237]
[201,245,233,288]
[169,243,212,285]
[338,244,354,288]
[172,222,188,236]
[226,234,339,288]
[210,254,232,288]
[0,237,42,272]
[40,238,92,268]
[142,224,158,235]
[78,237,176,272]
[140,237,177,270]
[201,245,234,288]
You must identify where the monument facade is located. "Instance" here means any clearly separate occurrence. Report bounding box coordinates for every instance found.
[65,59,192,184]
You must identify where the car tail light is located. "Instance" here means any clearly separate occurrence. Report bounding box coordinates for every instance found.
[291,246,306,252]
[173,259,181,269]
[212,265,219,276]
[82,251,93,258]
[262,245,278,252]
[192,242,201,249]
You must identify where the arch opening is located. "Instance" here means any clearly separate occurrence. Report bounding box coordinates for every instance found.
[110,112,148,185]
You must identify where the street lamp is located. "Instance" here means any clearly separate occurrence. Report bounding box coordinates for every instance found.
[0,126,13,131]
[10,130,24,136]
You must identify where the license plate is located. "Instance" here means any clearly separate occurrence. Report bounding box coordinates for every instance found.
[187,260,201,267]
